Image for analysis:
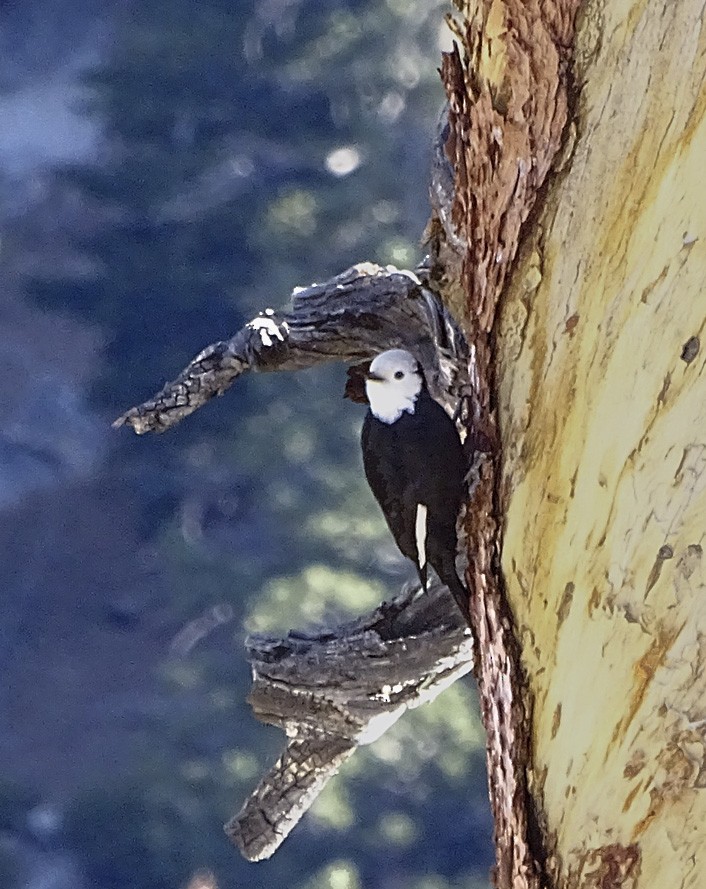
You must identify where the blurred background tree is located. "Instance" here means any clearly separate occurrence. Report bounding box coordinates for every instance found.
[0,1,493,887]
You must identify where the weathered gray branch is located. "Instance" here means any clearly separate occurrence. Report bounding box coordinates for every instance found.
[113,262,470,434]
[225,580,473,861]
[113,256,480,862]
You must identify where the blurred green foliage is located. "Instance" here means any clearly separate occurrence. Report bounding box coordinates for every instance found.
[17,0,493,886]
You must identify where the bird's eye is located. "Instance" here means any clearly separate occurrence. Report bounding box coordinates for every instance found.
[394,371,404,379]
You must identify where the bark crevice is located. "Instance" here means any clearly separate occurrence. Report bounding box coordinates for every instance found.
[434,3,582,887]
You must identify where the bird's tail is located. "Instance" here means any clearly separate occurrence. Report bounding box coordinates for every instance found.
[432,550,471,623]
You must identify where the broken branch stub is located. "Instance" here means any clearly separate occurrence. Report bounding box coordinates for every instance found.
[225,581,473,862]
[113,263,470,435]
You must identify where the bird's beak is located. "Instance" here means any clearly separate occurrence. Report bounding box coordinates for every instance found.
[366,371,384,382]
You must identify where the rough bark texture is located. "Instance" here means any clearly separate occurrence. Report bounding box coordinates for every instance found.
[113,264,470,435]
[225,582,471,861]
[114,266,479,860]
[434,2,581,887]
[496,1,706,887]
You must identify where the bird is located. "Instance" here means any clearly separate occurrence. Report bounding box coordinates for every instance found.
[348,348,470,621]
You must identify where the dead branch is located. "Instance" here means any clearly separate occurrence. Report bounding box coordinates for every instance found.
[113,255,481,862]
[225,580,473,861]
[113,263,470,435]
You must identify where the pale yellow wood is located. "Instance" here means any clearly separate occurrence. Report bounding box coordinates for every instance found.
[498,0,706,885]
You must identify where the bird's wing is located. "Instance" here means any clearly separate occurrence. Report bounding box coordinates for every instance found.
[407,394,467,510]
[361,416,418,564]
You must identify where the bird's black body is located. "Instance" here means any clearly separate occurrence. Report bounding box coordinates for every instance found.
[362,386,470,620]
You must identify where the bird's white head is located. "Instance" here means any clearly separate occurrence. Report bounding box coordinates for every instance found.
[366,349,423,424]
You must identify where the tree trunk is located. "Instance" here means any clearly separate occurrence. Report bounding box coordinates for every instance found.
[446,0,706,887]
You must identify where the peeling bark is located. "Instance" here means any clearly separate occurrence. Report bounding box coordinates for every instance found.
[434,2,581,887]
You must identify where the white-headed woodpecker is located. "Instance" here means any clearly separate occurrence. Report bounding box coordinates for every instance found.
[351,349,470,621]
